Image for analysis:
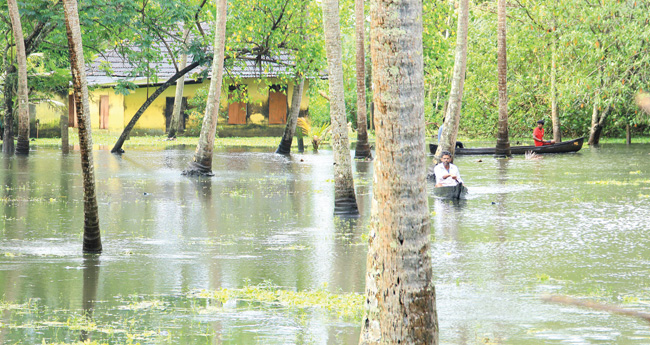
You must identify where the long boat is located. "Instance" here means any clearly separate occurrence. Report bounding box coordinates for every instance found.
[429,137,584,155]
[433,184,468,199]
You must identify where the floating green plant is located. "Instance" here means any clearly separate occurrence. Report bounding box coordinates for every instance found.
[191,282,364,321]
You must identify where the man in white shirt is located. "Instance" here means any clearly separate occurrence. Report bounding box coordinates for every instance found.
[434,151,463,187]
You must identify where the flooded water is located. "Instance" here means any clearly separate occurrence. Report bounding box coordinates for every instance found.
[0,143,649,344]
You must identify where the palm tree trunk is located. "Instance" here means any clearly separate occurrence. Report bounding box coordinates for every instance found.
[550,37,561,143]
[8,0,30,155]
[182,0,228,176]
[2,67,16,154]
[167,27,191,139]
[495,0,511,157]
[276,79,304,154]
[63,0,102,253]
[354,0,371,159]
[321,0,359,216]
[359,0,437,343]
[435,0,469,158]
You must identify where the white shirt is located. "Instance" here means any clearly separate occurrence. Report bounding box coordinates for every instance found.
[434,162,463,186]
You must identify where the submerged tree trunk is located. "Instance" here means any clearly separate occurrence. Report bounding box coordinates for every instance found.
[63,0,102,253]
[167,27,191,139]
[321,0,359,216]
[588,98,610,146]
[182,0,228,176]
[8,0,30,155]
[2,66,16,154]
[111,60,200,153]
[359,0,437,343]
[276,79,304,154]
[550,38,561,143]
[435,0,469,158]
[495,0,511,157]
[354,0,371,159]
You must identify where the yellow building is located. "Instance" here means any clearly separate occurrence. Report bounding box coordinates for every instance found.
[34,51,311,138]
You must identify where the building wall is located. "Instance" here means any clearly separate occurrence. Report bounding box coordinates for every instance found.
[33,78,311,137]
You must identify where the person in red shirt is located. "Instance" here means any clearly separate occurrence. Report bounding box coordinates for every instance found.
[533,119,555,146]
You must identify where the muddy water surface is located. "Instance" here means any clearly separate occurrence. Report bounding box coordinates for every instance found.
[0,143,649,344]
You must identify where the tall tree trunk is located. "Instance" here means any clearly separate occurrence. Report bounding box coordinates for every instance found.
[182,0,228,176]
[276,79,304,154]
[8,0,30,155]
[359,0,437,343]
[354,0,372,159]
[435,0,469,158]
[2,66,16,154]
[321,0,359,216]
[495,0,511,157]
[63,0,102,253]
[625,123,631,145]
[167,27,191,139]
[111,60,200,153]
[550,38,561,143]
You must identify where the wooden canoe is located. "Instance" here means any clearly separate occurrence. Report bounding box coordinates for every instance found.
[433,184,468,199]
[429,137,585,155]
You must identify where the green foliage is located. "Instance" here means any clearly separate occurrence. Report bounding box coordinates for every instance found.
[297,116,330,150]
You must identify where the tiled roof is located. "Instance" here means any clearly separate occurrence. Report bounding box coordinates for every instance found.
[86,43,296,86]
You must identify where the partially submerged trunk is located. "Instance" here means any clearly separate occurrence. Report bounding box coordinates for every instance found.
[435,0,469,158]
[2,67,16,154]
[353,0,372,160]
[167,27,191,139]
[276,79,304,154]
[111,60,200,153]
[61,104,69,154]
[8,0,30,155]
[359,0,437,343]
[182,0,228,176]
[588,99,610,146]
[494,0,511,157]
[626,123,631,145]
[321,0,359,216]
[63,0,102,253]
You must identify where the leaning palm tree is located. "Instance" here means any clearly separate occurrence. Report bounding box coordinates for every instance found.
[8,0,30,155]
[435,0,469,158]
[182,0,228,176]
[358,0,437,343]
[276,78,305,154]
[63,0,102,253]
[495,0,511,157]
[321,0,359,216]
[353,0,371,159]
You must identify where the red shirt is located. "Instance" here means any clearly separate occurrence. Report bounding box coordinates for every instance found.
[533,127,545,146]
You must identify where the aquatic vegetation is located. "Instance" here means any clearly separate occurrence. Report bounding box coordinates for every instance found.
[191,282,364,321]
[586,179,650,186]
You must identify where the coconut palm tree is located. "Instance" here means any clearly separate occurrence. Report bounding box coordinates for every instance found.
[276,79,304,154]
[358,0,437,343]
[321,0,359,216]
[7,0,30,155]
[495,0,511,157]
[354,0,371,159]
[435,0,469,158]
[182,0,228,176]
[63,0,102,253]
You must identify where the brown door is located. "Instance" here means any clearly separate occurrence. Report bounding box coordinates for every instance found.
[227,91,247,124]
[269,90,288,124]
[99,95,109,129]
[68,94,78,128]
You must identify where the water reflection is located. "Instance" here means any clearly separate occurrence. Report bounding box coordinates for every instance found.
[81,254,100,342]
